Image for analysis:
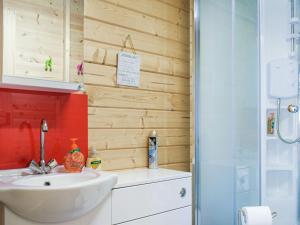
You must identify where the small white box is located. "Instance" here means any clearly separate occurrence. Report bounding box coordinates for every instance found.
[268,58,298,99]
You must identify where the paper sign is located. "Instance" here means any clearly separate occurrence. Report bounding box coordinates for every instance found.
[117,51,141,87]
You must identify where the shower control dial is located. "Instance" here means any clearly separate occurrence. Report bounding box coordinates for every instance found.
[288,104,299,113]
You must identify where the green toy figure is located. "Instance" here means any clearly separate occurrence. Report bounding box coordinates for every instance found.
[44,56,53,72]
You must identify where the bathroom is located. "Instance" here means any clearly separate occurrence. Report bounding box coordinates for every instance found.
[0,0,297,225]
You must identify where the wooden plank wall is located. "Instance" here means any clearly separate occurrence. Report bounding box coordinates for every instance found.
[84,0,191,171]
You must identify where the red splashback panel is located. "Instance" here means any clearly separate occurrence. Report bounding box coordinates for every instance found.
[0,88,88,169]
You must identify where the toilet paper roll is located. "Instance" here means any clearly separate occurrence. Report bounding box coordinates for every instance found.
[240,206,273,225]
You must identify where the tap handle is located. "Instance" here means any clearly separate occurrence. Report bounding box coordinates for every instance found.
[29,160,43,174]
[44,159,58,174]
[47,159,58,169]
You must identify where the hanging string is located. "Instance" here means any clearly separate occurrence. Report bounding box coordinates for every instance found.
[121,34,136,54]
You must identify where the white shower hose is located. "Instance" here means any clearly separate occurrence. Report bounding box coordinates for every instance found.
[276,98,300,144]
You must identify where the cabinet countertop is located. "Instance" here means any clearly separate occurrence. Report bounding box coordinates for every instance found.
[108,168,192,189]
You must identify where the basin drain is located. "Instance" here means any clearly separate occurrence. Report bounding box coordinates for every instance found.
[44,181,51,186]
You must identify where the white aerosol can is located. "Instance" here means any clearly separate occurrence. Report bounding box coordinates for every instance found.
[148,130,158,169]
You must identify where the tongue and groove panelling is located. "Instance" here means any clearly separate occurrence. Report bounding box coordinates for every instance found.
[84,0,190,171]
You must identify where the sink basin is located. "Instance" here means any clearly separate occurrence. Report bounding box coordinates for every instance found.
[0,167,117,223]
[12,172,99,187]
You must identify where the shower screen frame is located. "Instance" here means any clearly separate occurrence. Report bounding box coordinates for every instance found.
[193,0,262,224]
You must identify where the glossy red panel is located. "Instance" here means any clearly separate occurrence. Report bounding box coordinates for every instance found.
[0,88,88,169]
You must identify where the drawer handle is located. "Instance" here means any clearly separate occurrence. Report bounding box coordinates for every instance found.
[179,187,186,198]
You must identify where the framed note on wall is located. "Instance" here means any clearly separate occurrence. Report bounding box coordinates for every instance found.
[117,51,141,87]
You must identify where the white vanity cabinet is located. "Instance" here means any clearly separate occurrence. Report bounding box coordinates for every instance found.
[0,0,84,92]
[111,168,192,225]
[0,168,192,225]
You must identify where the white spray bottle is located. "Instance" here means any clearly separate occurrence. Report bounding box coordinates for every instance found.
[148,130,158,169]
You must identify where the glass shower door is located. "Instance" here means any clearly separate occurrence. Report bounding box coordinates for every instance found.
[194,0,260,224]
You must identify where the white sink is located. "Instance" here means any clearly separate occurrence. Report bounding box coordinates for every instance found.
[0,167,117,223]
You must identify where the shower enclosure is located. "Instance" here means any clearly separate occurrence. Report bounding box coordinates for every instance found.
[194,0,300,225]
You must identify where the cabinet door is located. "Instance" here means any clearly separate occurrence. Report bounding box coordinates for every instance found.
[3,0,65,80]
[2,0,84,83]
[121,206,192,225]
[112,177,192,224]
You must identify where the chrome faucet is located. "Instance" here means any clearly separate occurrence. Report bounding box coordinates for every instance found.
[40,119,48,172]
[29,119,58,174]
